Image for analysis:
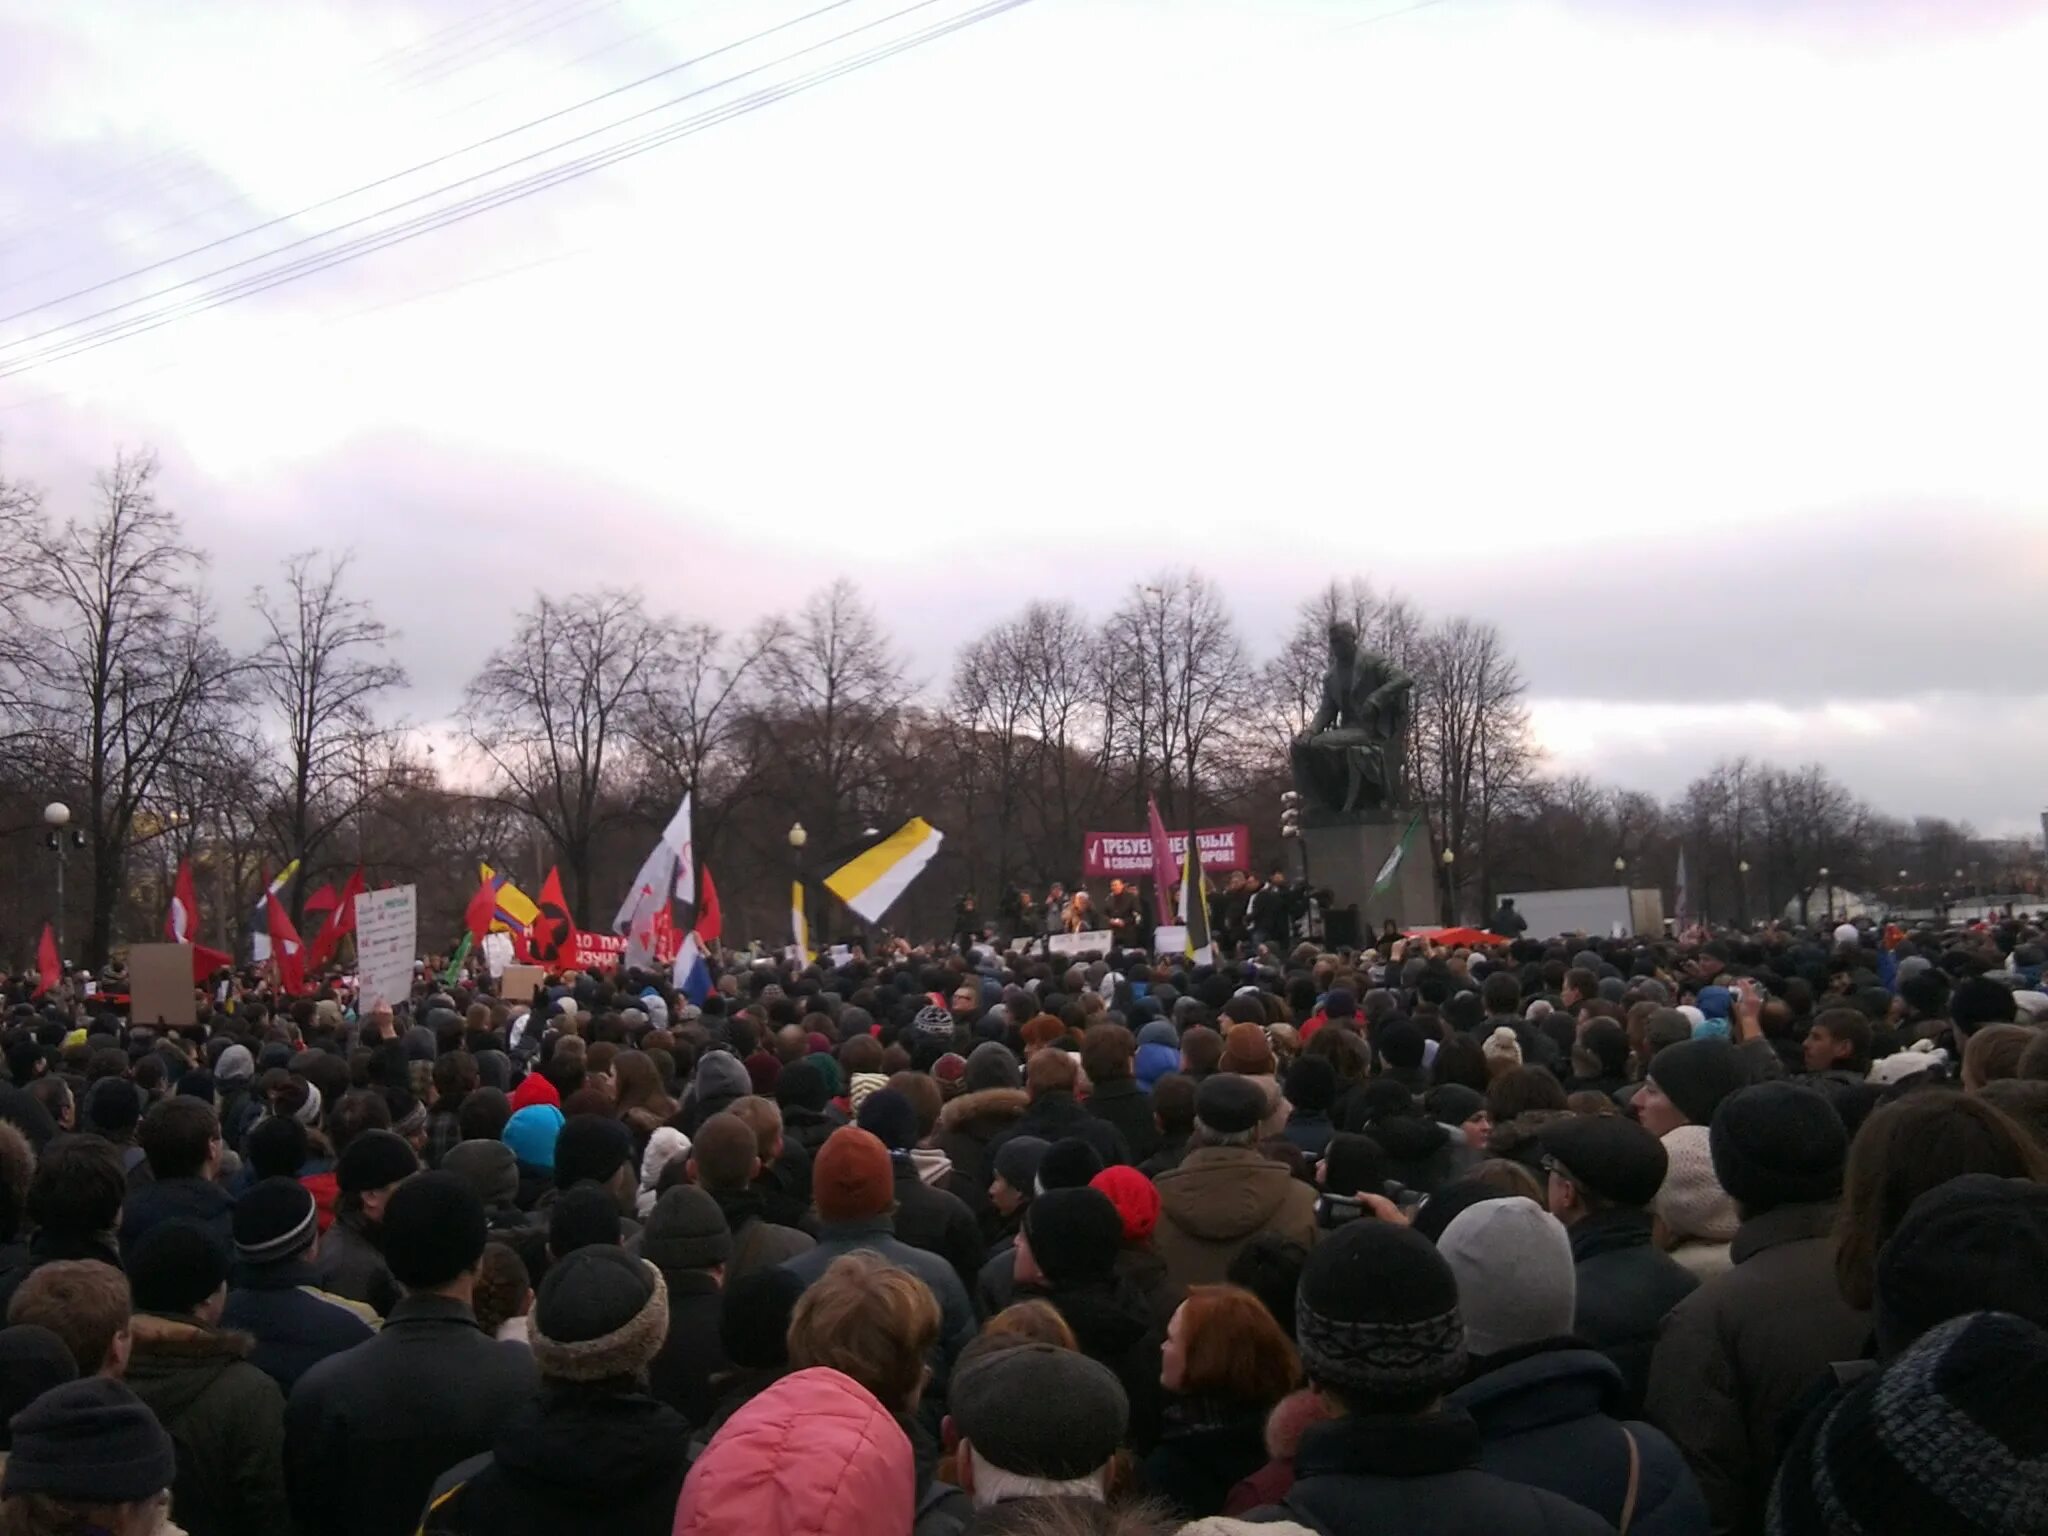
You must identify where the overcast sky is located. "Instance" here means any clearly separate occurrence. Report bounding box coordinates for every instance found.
[1,0,2043,833]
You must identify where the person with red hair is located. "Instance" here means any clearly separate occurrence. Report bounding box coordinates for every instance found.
[1140,1282,1302,1519]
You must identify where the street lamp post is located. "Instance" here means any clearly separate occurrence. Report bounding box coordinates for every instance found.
[1819,866,1832,924]
[788,822,808,954]
[1738,859,1750,928]
[1440,847,1456,927]
[42,803,70,960]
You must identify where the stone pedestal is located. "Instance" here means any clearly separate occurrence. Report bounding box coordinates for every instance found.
[1303,814,1437,943]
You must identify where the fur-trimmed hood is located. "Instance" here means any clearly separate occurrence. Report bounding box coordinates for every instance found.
[938,1087,1029,1135]
[129,1312,255,1361]
[1263,1387,1335,1460]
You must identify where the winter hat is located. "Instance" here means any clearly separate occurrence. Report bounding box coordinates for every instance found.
[1424,1084,1487,1128]
[501,1104,565,1172]
[0,1327,76,1449]
[381,1171,488,1289]
[1090,1165,1160,1243]
[744,1051,782,1097]
[441,1139,520,1209]
[1035,1137,1105,1193]
[1024,1187,1124,1286]
[1323,989,1357,1021]
[694,1050,753,1104]
[507,1072,561,1113]
[1137,1020,1179,1050]
[233,1177,319,1264]
[993,1135,1049,1194]
[1196,1073,1268,1137]
[1648,1038,1749,1128]
[214,1044,255,1085]
[1136,1042,1180,1092]
[964,1040,1021,1093]
[1295,1221,1467,1403]
[548,1184,622,1256]
[1437,1199,1576,1357]
[951,1343,1128,1480]
[1285,1055,1338,1115]
[1875,1174,2048,1358]
[126,1219,227,1314]
[912,1005,957,1048]
[635,1127,691,1218]
[554,1114,634,1189]
[1481,1027,1522,1070]
[176,1069,216,1104]
[531,1248,670,1382]
[1222,1022,1276,1076]
[1540,1114,1668,1207]
[1376,1021,1426,1071]
[1766,1311,2048,1536]
[719,1267,805,1369]
[336,1128,420,1194]
[1709,1082,1847,1212]
[387,1091,428,1140]
[856,1088,920,1154]
[642,1185,733,1273]
[1,1378,175,1504]
[848,1072,889,1115]
[813,1127,895,1223]
[932,1054,968,1094]
[402,1026,437,1062]
[85,1078,143,1136]
[1653,1124,1741,1244]
[775,1059,831,1113]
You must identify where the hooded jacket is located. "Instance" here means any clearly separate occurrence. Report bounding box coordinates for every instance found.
[124,1313,291,1536]
[1151,1146,1318,1290]
[933,1088,1030,1191]
[421,1389,691,1536]
[1450,1343,1709,1536]
[220,1258,377,1393]
[986,1090,1132,1171]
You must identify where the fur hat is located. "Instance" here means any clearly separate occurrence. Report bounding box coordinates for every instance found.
[530,1248,670,1383]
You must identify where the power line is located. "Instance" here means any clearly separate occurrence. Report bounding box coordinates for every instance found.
[0,0,869,332]
[0,0,1036,382]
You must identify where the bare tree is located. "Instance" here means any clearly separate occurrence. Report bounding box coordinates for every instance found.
[1101,572,1250,826]
[463,590,670,914]
[250,553,407,912]
[29,452,241,965]
[1411,615,1533,919]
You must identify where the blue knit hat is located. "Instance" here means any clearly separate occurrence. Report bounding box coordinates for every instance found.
[502,1103,565,1172]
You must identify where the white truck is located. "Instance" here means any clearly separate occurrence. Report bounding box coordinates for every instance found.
[1500,885,1665,941]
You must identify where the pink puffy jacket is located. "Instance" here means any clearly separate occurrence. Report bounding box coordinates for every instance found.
[673,1367,913,1536]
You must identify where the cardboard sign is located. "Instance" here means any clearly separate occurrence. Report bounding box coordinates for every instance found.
[355,885,419,1012]
[1049,930,1114,958]
[128,943,196,1026]
[1152,925,1188,956]
[498,964,546,1005]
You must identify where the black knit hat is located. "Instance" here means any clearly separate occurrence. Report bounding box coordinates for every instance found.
[718,1267,805,1369]
[856,1088,919,1153]
[1648,1038,1749,1128]
[950,1342,1128,1479]
[1295,1220,1466,1404]
[992,1135,1049,1195]
[0,1326,76,1450]
[1709,1082,1847,1212]
[548,1183,623,1258]
[381,1171,487,1288]
[1,1378,175,1504]
[128,1219,228,1313]
[553,1114,634,1188]
[84,1078,143,1136]
[233,1177,318,1264]
[641,1185,732,1273]
[1875,1174,2048,1359]
[1024,1187,1123,1286]
[336,1128,419,1194]
[1540,1114,1669,1208]
[530,1248,670,1383]
[1035,1137,1104,1193]
[1196,1073,1268,1136]
[1767,1311,2048,1536]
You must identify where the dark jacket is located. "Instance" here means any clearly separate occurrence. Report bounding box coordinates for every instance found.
[1644,1202,1869,1536]
[1084,1078,1161,1164]
[1451,1343,1710,1536]
[310,1208,399,1317]
[421,1389,690,1536]
[1141,1396,1274,1520]
[1023,1274,1163,1452]
[1255,1410,1612,1536]
[119,1175,236,1260]
[889,1157,986,1294]
[0,1228,121,1317]
[1567,1207,1700,1417]
[648,1266,728,1428]
[1139,1130,1191,1179]
[779,1103,841,1160]
[284,1292,540,1536]
[125,1313,290,1536]
[782,1218,976,1389]
[986,1090,1131,1171]
[0,1237,31,1316]
[934,1088,1030,1195]
[220,1258,378,1393]
[706,1187,814,1279]
[1281,1111,1334,1160]
[1152,1146,1318,1290]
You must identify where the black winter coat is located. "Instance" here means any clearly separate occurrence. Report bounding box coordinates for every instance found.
[986,1090,1131,1171]
[1255,1411,1612,1536]
[648,1267,728,1428]
[889,1158,986,1293]
[934,1087,1030,1196]
[220,1259,377,1393]
[1450,1343,1710,1536]
[1025,1274,1163,1452]
[120,1175,236,1261]
[779,1104,841,1160]
[0,1229,121,1319]
[1567,1208,1700,1417]
[1083,1078,1161,1164]
[421,1389,690,1536]
[1140,1396,1273,1520]
[284,1293,539,1536]
[125,1313,290,1536]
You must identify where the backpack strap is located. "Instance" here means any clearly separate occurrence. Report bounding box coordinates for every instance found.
[1617,1424,1642,1536]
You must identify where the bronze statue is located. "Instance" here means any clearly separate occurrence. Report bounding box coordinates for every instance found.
[1291,622,1414,815]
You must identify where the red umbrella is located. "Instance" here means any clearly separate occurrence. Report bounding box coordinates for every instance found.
[1405,926,1510,948]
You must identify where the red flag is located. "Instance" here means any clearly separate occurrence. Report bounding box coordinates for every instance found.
[310,868,365,970]
[464,871,498,942]
[695,862,723,944]
[165,858,200,943]
[190,943,234,984]
[35,923,59,996]
[531,866,573,964]
[266,892,306,993]
[1145,795,1178,925]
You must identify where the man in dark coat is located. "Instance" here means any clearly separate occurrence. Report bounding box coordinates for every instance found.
[421,1247,686,1536]
[1645,1083,1867,1536]
[1080,1024,1160,1164]
[219,1179,376,1394]
[857,1089,984,1293]
[686,1115,814,1280]
[119,1098,234,1260]
[285,1172,539,1536]
[1538,1115,1699,1416]
[0,1135,126,1318]
[986,1049,1131,1172]
[123,1220,291,1536]
[641,1186,731,1428]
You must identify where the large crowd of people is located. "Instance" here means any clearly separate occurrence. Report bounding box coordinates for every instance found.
[0,907,2044,1536]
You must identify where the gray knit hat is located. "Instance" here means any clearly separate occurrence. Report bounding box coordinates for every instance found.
[529,1248,670,1383]
[641,1184,732,1273]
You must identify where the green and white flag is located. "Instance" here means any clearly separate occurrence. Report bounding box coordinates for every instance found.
[1373,814,1424,895]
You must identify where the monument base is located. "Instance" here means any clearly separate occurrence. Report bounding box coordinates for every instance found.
[1303,814,1437,944]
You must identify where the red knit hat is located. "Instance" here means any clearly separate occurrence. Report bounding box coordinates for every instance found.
[813,1127,895,1223]
[508,1072,562,1112]
[1090,1165,1160,1244]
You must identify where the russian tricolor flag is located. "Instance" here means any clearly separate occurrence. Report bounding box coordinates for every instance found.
[672,929,712,1005]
